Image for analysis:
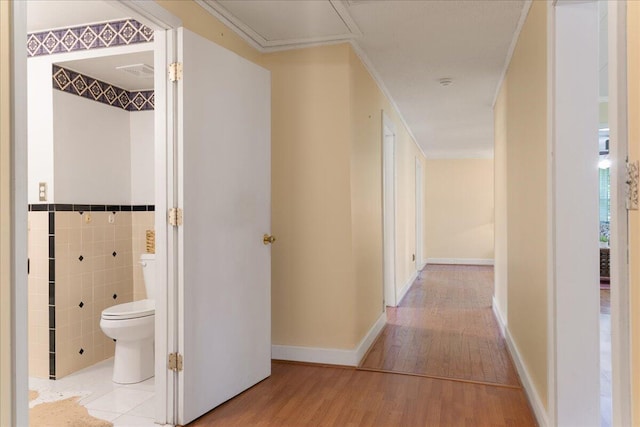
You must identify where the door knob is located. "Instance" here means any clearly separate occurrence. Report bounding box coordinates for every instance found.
[263,234,276,245]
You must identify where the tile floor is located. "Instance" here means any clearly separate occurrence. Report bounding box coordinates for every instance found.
[29,358,157,426]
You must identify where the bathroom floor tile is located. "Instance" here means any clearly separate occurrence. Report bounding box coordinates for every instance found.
[85,388,154,413]
[112,414,157,426]
[30,357,157,425]
[126,395,156,419]
[87,408,121,422]
[122,376,154,392]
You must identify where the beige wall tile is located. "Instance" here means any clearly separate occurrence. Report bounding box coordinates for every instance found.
[35,209,150,379]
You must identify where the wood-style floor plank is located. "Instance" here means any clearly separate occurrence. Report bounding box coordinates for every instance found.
[188,264,537,426]
[359,265,520,387]
[188,361,537,427]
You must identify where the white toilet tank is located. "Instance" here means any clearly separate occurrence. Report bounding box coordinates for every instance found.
[140,254,156,300]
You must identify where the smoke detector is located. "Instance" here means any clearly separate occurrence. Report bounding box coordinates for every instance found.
[116,63,154,79]
[438,78,453,87]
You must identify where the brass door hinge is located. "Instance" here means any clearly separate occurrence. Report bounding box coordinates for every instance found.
[169,62,183,82]
[168,208,183,226]
[627,160,639,210]
[168,352,183,372]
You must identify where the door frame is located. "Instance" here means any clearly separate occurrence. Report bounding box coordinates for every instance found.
[607,1,632,425]
[415,158,423,271]
[9,2,181,425]
[548,1,600,425]
[382,111,397,308]
[547,1,631,425]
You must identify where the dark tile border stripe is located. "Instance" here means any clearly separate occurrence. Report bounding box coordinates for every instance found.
[53,65,154,112]
[48,211,56,379]
[27,19,153,57]
[29,204,155,212]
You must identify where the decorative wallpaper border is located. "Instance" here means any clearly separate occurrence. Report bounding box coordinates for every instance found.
[53,65,154,112]
[28,19,153,57]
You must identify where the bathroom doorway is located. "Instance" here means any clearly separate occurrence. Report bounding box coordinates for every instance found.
[25,1,163,425]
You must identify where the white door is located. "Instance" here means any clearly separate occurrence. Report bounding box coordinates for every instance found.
[382,114,396,307]
[415,159,423,271]
[176,28,271,425]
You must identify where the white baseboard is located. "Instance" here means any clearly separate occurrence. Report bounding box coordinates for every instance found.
[271,312,387,367]
[396,271,418,305]
[492,299,548,427]
[491,296,507,337]
[418,261,427,270]
[426,258,494,266]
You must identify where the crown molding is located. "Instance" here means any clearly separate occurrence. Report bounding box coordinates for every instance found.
[195,0,361,52]
[492,0,533,108]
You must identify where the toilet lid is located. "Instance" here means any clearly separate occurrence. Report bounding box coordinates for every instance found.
[102,299,155,320]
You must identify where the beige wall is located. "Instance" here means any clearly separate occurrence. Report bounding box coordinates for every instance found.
[261,44,359,349]
[424,159,494,261]
[493,0,548,409]
[0,0,13,423]
[628,2,640,423]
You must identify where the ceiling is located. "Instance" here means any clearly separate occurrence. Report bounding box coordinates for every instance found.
[26,1,129,33]
[27,0,528,158]
[57,51,155,91]
[201,0,527,158]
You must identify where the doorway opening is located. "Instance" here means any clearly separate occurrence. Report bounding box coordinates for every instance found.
[415,158,423,272]
[382,112,397,308]
[22,1,170,425]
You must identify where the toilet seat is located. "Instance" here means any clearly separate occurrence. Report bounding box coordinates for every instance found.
[102,299,155,320]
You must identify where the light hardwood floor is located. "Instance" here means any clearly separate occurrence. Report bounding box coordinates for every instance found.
[188,361,536,426]
[360,265,519,387]
[189,265,537,426]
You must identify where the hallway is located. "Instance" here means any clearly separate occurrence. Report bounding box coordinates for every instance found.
[188,265,536,426]
[360,265,519,387]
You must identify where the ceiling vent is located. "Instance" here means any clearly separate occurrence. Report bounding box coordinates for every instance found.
[116,63,154,79]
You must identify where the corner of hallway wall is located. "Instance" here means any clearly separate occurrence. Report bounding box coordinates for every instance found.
[494,0,548,416]
[347,45,385,340]
[0,0,13,424]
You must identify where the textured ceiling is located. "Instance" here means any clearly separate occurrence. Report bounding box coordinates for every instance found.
[203,0,526,158]
[26,0,128,32]
[346,0,525,158]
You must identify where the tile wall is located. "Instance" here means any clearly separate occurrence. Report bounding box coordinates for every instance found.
[28,205,155,379]
[27,212,50,378]
[132,212,155,301]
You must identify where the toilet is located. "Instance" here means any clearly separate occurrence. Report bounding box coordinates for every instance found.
[100,253,155,384]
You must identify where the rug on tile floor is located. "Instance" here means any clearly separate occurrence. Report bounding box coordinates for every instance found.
[30,396,113,427]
